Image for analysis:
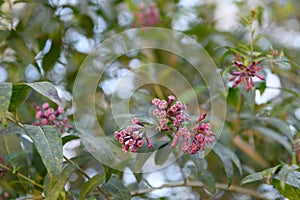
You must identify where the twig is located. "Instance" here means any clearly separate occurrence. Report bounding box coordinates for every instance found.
[131,181,268,199]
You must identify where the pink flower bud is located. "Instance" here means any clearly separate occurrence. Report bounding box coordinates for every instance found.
[57,106,64,114]
[49,114,56,121]
[41,118,48,125]
[132,117,139,125]
[42,102,49,110]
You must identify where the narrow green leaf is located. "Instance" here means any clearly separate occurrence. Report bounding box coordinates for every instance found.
[24,125,63,178]
[102,177,131,200]
[79,174,105,200]
[199,169,216,193]
[213,143,242,184]
[44,164,76,200]
[154,143,172,166]
[278,165,299,189]
[102,164,112,183]
[42,41,61,72]
[0,126,25,136]
[241,172,264,185]
[261,165,282,185]
[0,82,12,125]
[62,135,80,146]
[252,126,293,154]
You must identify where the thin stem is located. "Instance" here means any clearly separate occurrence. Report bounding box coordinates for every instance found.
[131,181,269,199]
[0,163,43,189]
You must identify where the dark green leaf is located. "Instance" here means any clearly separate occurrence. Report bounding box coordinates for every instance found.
[44,164,76,200]
[79,174,105,200]
[102,164,112,183]
[42,41,61,72]
[199,169,216,193]
[8,83,31,114]
[24,125,63,178]
[62,134,80,146]
[0,82,12,125]
[227,87,239,108]
[102,177,131,200]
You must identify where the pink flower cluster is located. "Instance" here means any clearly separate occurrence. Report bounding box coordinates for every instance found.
[133,2,160,27]
[114,118,153,153]
[171,114,215,154]
[34,102,72,133]
[115,96,215,154]
[152,96,190,130]
[230,60,265,91]
[0,156,8,178]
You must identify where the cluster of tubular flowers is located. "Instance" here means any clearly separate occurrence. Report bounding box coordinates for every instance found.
[114,118,152,153]
[115,96,215,154]
[171,114,215,154]
[230,60,265,91]
[132,2,160,27]
[34,102,72,133]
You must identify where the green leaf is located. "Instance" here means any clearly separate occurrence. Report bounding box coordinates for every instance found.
[213,143,242,184]
[102,177,131,200]
[0,82,12,125]
[62,135,80,146]
[241,172,264,185]
[0,126,25,136]
[42,41,61,72]
[102,164,112,183]
[272,178,300,200]
[79,174,105,200]
[8,83,31,114]
[227,88,239,108]
[8,81,62,115]
[252,126,293,154]
[24,125,63,178]
[44,164,76,200]
[198,169,216,193]
[278,165,299,189]
[154,143,172,165]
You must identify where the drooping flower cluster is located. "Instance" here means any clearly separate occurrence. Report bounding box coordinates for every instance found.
[114,118,153,153]
[152,96,191,131]
[34,102,72,133]
[230,60,265,91]
[115,96,215,154]
[0,156,8,178]
[132,2,160,27]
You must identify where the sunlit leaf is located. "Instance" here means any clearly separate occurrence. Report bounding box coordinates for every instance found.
[241,172,264,185]
[272,178,300,200]
[227,87,239,108]
[79,174,105,200]
[24,125,63,178]
[102,164,112,183]
[102,177,131,200]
